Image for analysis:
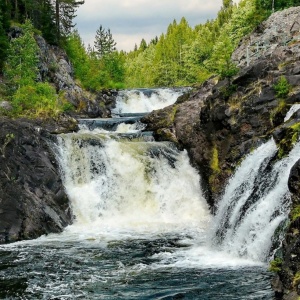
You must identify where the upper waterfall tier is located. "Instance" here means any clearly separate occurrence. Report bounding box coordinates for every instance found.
[112,88,189,114]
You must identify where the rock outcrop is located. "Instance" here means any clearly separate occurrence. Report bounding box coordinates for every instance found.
[35,34,117,118]
[0,117,74,243]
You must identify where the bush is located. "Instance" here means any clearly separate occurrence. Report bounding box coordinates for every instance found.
[12,82,60,116]
[274,76,291,98]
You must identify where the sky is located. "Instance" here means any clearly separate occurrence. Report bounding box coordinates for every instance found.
[74,0,232,52]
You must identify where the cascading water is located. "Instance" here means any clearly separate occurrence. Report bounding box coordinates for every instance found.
[211,139,300,261]
[0,88,288,299]
[112,88,188,114]
[57,132,210,236]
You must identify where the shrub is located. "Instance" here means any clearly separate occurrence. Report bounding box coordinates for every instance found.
[11,82,60,117]
[274,76,291,98]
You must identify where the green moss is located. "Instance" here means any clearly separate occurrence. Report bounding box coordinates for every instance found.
[210,145,220,173]
[291,122,300,132]
[270,99,287,125]
[1,133,15,158]
[278,122,300,158]
[269,258,282,273]
[293,272,300,287]
[209,145,221,192]
[157,105,178,128]
[291,205,300,222]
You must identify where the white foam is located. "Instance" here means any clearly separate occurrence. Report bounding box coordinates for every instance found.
[112,88,188,114]
[56,133,211,240]
[212,139,300,262]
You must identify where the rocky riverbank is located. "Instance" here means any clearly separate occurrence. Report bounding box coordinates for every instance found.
[0,116,78,243]
[142,7,300,299]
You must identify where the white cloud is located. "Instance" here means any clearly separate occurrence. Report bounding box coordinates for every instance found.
[75,0,224,51]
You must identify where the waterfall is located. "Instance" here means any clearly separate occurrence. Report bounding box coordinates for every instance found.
[112,88,188,114]
[212,139,300,262]
[56,88,210,237]
[57,126,210,238]
[57,88,298,264]
[284,104,300,122]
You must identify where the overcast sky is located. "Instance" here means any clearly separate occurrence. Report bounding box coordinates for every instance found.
[74,0,230,52]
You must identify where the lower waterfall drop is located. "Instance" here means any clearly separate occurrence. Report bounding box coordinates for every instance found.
[57,129,211,238]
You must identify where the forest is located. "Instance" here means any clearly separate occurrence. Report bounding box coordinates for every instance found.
[0,0,300,117]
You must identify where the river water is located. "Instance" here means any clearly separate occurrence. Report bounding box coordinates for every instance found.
[0,88,287,299]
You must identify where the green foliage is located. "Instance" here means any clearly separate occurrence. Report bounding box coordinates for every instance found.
[124,0,262,87]
[0,2,9,73]
[274,76,291,98]
[11,82,60,117]
[256,0,300,12]
[291,205,300,222]
[65,30,125,91]
[4,19,39,91]
[220,84,238,100]
[269,258,282,272]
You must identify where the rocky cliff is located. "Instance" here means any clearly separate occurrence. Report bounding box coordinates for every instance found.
[142,7,300,299]
[0,117,77,243]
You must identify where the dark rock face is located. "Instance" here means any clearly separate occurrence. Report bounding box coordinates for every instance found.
[0,118,72,243]
[142,68,276,205]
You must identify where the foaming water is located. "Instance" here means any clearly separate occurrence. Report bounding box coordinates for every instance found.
[212,139,300,262]
[112,88,188,113]
[57,132,211,237]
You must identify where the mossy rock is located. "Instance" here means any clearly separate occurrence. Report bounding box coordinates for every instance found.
[277,122,300,158]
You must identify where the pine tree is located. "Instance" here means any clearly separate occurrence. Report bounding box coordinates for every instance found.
[54,0,84,42]
[0,1,10,73]
[94,25,116,57]
[4,19,39,90]
[139,38,147,51]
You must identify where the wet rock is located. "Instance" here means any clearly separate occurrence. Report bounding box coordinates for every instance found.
[288,159,300,194]
[0,117,73,243]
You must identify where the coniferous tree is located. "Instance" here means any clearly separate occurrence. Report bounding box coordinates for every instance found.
[4,19,39,90]
[139,38,147,51]
[94,25,116,57]
[54,0,84,42]
[0,1,10,73]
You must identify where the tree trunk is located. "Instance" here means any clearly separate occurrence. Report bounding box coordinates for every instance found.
[55,0,60,40]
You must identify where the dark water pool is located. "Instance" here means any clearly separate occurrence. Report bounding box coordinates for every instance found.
[0,235,274,300]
